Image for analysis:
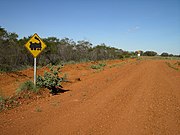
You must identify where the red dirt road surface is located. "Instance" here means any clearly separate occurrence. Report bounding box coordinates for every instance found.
[0,60,180,135]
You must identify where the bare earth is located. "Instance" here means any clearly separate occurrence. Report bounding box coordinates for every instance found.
[0,59,180,135]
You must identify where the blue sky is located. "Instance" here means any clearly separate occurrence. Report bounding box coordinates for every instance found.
[1,0,180,54]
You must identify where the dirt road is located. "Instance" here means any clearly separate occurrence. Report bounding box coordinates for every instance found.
[0,60,180,135]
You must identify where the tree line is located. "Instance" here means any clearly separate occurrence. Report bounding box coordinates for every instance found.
[0,27,179,72]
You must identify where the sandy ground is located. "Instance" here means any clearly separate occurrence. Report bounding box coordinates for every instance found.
[0,59,180,135]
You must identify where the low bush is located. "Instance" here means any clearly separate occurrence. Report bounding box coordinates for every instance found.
[37,66,65,94]
[91,63,106,70]
[91,64,101,69]
[99,63,106,67]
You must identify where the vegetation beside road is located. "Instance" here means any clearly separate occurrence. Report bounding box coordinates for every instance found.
[1,27,179,72]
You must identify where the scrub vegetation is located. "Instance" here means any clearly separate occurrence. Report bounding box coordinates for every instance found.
[1,27,179,72]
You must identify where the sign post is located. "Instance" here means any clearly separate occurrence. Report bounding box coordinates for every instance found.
[25,33,46,86]
[34,58,37,86]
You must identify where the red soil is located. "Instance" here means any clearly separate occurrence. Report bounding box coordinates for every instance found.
[0,59,180,135]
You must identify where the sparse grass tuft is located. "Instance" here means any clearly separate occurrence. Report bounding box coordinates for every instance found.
[62,73,68,82]
[109,62,126,68]
[0,88,47,112]
[166,62,179,71]
[0,95,5,102]
[91,63,106,70]
[0,95,19,112]
[0,95,6,111]
[175,61,180,66]
[16,80,39,93]
[35,107,42,112]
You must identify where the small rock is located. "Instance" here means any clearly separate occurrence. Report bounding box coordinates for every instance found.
[75,78,81,81]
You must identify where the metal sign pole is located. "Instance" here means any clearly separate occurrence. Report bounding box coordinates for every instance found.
[34,57,37,86]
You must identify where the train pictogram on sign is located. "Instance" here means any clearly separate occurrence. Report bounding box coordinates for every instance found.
[25,33,46,58]
[29,36,42,50]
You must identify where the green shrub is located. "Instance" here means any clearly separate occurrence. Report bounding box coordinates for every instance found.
[99,63,106,67]
[91,63,106,70]
[17,80,38,93]
[91,64,101,69]
[37,66,64,94]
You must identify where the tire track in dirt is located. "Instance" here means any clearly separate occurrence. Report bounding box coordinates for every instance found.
[0,60,180,135]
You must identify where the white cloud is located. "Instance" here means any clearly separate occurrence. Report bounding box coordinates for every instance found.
[127,26,140,33]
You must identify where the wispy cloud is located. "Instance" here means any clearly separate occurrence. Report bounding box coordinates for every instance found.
[128,26,140,32]
[124,26,140,34]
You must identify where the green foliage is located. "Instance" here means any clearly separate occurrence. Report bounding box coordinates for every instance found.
[37,66,64,94]
[161,52,169,57]
[91,64,101,69]
[0,95,5,103]
[17,80,39,93]
[91,63,106,69]
[0,27,126,72]
[99,63,106,67]
[0,64,13,72]
[143,51,157,56]
[1,26,179,72]
[0,95,6,111]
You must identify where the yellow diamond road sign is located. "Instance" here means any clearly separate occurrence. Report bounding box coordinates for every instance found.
[25,33,46,58]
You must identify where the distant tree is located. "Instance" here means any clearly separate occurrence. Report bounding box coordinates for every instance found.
[0,26,23,71]
[0,26,8,41]
[121,51,131,58]
[161,52,169,57]
[143,51,157,56]
[169,54,173,57]
[75,40,92,61]
[8,32,18,42]
[0,26,137,71]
